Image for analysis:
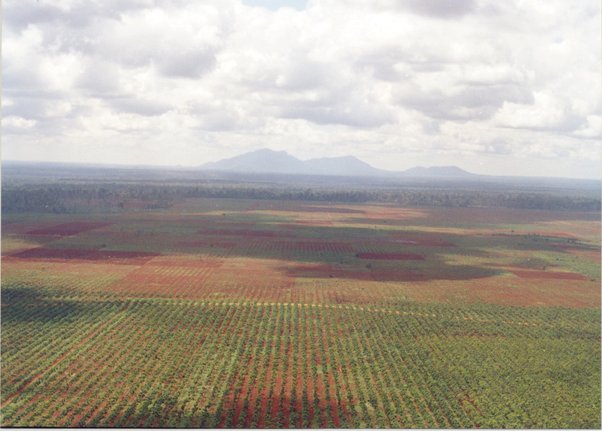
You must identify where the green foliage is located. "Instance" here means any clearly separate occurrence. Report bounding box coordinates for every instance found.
[2,286,600,428]
[1,196,600,428]
[3,173,600,214]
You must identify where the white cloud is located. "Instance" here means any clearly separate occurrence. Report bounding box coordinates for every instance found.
[1,0,600,178]
[493,92,582,132]
[2,116,37,129]
[574,116,602,140]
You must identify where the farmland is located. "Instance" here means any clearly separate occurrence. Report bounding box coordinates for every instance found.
[1,192,601,428]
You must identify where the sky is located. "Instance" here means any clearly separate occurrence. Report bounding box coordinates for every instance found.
[2,0,601,179]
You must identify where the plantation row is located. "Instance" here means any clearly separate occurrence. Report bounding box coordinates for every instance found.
[2,289,599,428]
[3,254,597,309]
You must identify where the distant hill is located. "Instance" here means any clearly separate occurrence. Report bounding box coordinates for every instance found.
[200,149,384,177]
[303,155,383,176]
[400,165,475,178]
[200,148,475,178]
[201,149,305,174]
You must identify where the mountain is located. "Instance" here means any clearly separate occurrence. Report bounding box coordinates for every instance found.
[200,148,475,178]
[201,149,305,174]
[303,155,383,176]
[201,149,383,177]
[400,165,475,178]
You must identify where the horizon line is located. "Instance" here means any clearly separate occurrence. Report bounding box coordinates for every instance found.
[2,158,601,182]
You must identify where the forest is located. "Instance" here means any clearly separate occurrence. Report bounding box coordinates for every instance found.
[2,163,600,214]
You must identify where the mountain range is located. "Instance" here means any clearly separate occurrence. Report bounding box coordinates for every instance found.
[200,148,476,178]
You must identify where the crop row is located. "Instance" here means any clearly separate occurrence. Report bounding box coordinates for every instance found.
[2,294,599,428]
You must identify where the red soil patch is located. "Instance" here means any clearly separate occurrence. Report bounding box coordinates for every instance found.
[9,247,158,264]
[356,252,425,260]
[199,229,287,238]
[27,222,111,236]
[510,270,588,280]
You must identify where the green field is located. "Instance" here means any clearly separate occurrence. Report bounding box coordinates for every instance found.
[1,198,600,428]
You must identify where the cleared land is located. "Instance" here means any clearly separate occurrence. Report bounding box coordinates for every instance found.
[1,198,600,428]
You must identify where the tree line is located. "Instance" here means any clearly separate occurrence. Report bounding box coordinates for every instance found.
[2,182,600,213]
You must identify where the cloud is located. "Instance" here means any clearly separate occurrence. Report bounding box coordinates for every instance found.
[320,0,478,19]
[397,82,533,122]
[573,116,602,140]
[243,0,307,11]
[108,97,173,117]
[399,0,476,18]
[493,93,584,132]
[76,59,123,96]
[3,1,162,30]
[280,104,393,128]
[93,6,225,78]
[2,116,37,130]
[1,0,600,178]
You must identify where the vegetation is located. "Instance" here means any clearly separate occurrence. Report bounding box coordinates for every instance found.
[1,170,600,428]
[2,164,600,213]
[2,289,599,428]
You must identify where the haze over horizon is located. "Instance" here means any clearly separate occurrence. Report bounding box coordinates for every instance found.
[2,0,601,179]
